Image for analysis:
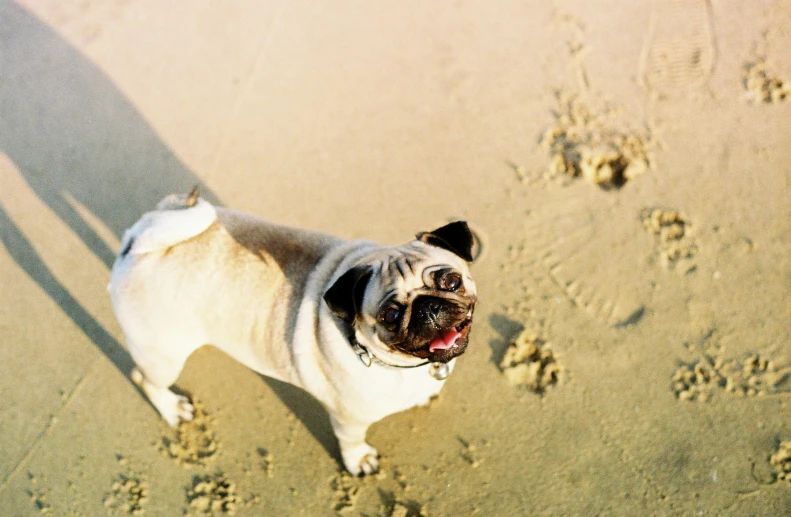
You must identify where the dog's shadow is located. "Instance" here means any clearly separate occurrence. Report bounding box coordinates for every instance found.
[262,377,341,462]
[0,0,222,268]
[0,0,220,381]
[0,0,342,466]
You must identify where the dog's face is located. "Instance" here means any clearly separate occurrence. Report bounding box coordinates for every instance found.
[324,221,477,364]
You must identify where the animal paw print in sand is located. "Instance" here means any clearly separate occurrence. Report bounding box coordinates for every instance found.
[641,208,697,270]
[500,328,563,394]
[543,92,653,190]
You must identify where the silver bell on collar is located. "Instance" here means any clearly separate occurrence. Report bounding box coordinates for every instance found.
[429,362,450,380]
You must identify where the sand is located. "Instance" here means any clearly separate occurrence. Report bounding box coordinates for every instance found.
[1,0,790,515]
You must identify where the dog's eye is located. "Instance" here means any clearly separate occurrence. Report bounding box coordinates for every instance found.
[439,272,462,291]
[381,306,401,326]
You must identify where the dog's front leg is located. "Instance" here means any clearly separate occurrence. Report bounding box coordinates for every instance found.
[330,415,379,476]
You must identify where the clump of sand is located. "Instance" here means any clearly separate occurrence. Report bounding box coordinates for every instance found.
[721,354,781,397]
[386,502,428,517]
[672,359,721,402]
[641,208,697,270]
[257,448,274,478]
[458,437,486,469]
[770,441,791,482]
[330,471,361,514]
[672,353,781,402]
[500,328,563,394]
[159,401,218,468]
[26,485,52,515]
[744,58,789,103]
[103,473,149,515]
[542,92,652,190]
[186,473,239,515]
[389,503,410,517]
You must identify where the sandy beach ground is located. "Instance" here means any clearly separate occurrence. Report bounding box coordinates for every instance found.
[1,0,791,515]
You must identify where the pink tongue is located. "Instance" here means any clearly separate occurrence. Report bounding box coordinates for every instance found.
[429,329,461,352]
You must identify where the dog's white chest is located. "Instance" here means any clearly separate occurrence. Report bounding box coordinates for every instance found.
[337,361,453,422]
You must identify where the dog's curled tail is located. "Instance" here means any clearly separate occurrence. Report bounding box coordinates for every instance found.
[117,186,217,258]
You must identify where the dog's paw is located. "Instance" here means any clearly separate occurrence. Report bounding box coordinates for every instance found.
[168,395,195,427]
[150,389,195,427]
[132,368,195,427]
[342,443,380,477]
[358,451,380,477]
[156,391,195,427]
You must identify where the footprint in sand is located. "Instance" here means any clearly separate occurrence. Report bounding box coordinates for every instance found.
[513,202,649,328]
[639,0,716,95]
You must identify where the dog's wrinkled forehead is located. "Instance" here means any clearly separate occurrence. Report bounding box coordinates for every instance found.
[361,241,475,310]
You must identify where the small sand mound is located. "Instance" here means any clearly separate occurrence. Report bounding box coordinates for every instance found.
[103,473,148,515]
[159,401,218,468]
[330,471,361,514]
[673,353,781,401]
[721,354,781,397]
[641,208,697,270]
[390,503,410,517]
[386,501,428,517]
[744,58,789,104]
[27,489,52,515]
[672,359,721,402]
[458,437,483,469]
[186,473,239,515]
[770,441,791,482]
[543,92,652,190]
[257,447,274,478]
[500,328,563,394]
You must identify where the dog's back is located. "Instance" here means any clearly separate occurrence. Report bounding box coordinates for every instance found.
[108,192,344,390]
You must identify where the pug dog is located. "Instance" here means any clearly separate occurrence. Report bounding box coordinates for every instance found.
[108,188,477,475]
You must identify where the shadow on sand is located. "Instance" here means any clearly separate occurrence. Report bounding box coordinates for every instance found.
[0,0,339,463]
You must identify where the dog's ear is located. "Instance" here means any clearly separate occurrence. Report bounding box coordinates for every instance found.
[324,265,374,324]
[416,221,474,262]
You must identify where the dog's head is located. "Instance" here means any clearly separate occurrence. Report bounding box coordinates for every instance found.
[324,221,477,364]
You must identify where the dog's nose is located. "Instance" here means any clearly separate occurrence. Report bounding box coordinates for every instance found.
[416,297,443,319]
